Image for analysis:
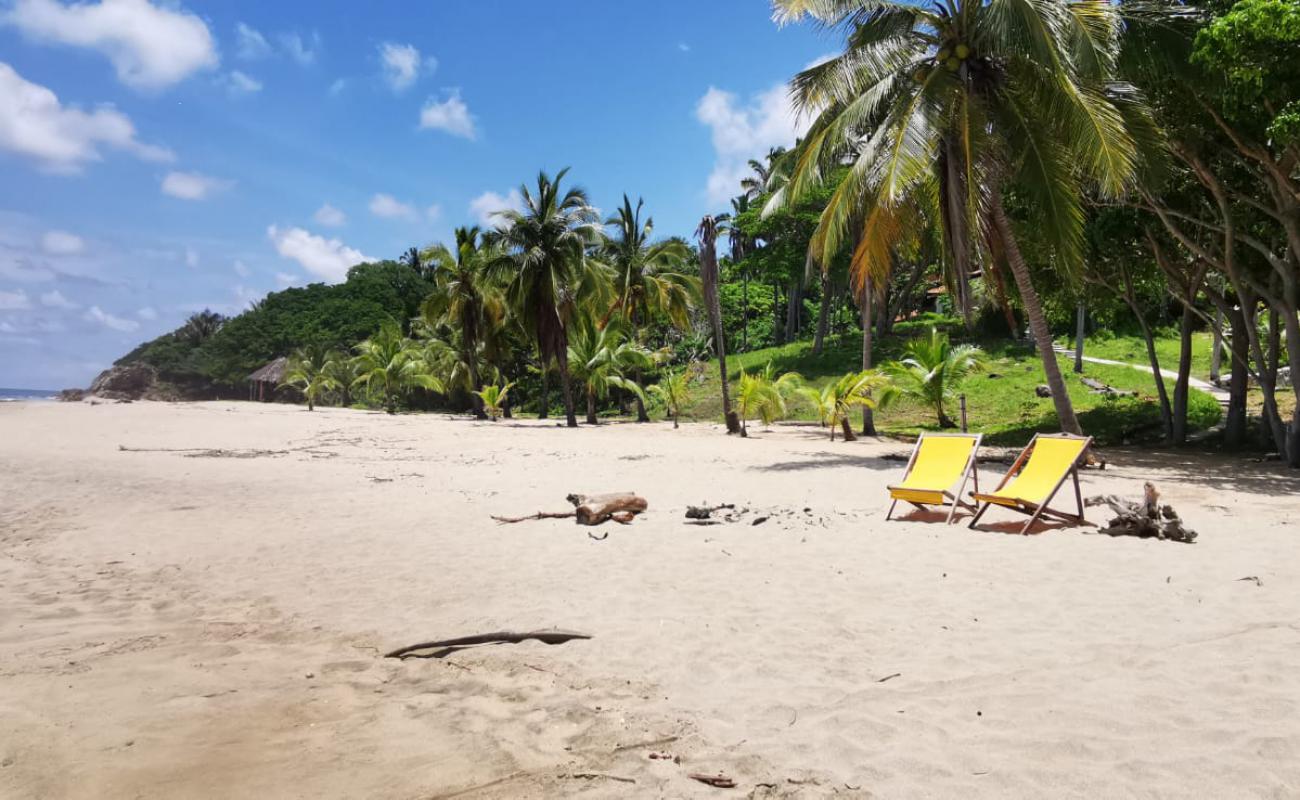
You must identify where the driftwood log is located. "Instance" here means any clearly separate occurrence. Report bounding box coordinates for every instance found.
[385,630,592,659]
[566,492,647,525]
[1086,482,1197,543]
[685,503,735,520]
[491,493,647,526]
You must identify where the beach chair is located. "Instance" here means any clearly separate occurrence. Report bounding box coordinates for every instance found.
[887,433,982,524]
[968,433,1092,535]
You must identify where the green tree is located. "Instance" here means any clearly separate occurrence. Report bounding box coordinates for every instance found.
[281,344,339,411]
[697,215,742,434]
[602,195,700,421]
[885,327,984,428]
[802,370,896,442]
[490,169,607,427]
[566,317,655,425]
[351,320,444,414]
[649,367,691,428]
[421,226,506,418]
[473,382,514,421]
[736,363,803,434]
[773,0,1147,436]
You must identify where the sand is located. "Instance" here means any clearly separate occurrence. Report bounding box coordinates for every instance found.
[1,400,1298,799]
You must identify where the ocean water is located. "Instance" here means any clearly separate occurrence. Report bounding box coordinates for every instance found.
[0,387,59,402]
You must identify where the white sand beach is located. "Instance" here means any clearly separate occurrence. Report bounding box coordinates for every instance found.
[2,400,1298,798]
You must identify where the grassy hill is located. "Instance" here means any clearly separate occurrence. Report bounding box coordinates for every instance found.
[671,332,1222,447]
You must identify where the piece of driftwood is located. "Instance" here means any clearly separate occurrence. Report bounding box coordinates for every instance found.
[686,503,735,520]
[385,630,592,659]
[491,511,576,524]
[566,492,648,525]
[689,773,737,788]
[1086,482,1197,543]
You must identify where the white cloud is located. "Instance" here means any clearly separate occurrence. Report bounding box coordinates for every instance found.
[84,304,138,331]
[313,203,346,227]
[274,272,300,288]
[468,189,523,227]
[0,288,32,310]
[232,259,250,277]
[419,91,476,139]
[379,42,434,91]
[234,22,271,60]
[327,78,347,96]
[678,42,691,52]
[137,305,156,320]
[369,193,418,221]
[184,246,199,268]
[267,225,372,283]
[0,319,16,333]
[0,62,174,173]
[231,283,264,310]
[426,204,442,222]
[161,170,233,200]
[40,289,76,308]
[224,70,262,95]
[696,83,812,205]
[41,230,84,255]
[280,31,319,66]
[3,0,218,91]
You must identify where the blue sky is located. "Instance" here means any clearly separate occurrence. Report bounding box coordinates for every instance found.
[0,0,832,390]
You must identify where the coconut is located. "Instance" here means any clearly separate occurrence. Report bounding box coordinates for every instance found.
[945,57,961,72]
[936,47,951,61]
[955,43,971,59]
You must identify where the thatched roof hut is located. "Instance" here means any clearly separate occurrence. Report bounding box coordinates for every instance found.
[248,357,288,401]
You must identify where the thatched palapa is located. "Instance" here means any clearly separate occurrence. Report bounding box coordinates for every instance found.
[248,357,288,401]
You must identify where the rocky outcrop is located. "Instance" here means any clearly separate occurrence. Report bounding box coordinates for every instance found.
[86,363,160,401]
[58,389,86,402]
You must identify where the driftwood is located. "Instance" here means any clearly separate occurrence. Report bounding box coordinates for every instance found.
[567,492,647,525]
[689,773,737,788]
[1081,377,1136,398]
[686,503,735,520]
[1086,482,1197,543]
[385,630,592,659]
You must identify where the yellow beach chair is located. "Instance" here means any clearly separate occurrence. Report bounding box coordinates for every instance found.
[887,433,982,524]
[968,434,1092,535]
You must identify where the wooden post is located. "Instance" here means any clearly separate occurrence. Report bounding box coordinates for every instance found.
[1074,301,1086,373]
[959,394,968,433]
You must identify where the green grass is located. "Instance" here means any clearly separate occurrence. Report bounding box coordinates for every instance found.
[672,332,1221,447]
[1057,330,1218,381]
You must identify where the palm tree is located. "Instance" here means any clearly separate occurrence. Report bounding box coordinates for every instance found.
[281,345,339,411]
[421,227,505,418]
[179,310,225,344]
[802,370,896,442]
[728,195,755,351]
[772,0,1147,436]
[696,215,742,434]
[566,317,655,425]
[473,382,514,421]
[490,169,607,428]
[649,367,691,428]
[351,320,444,414]
[885,327,984,428]
[602,195,700,421]
[323,351,358,407]
[736,363,803,434]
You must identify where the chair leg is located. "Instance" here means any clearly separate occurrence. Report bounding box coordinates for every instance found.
[968,502,991,529]
[1072,469,1085,521]
[886,498,898,521]
[1020,504,1049,535]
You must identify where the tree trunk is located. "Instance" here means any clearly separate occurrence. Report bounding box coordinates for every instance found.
[1171,303,1195,445]
[1073,301,1086,373]
[1135,307,1174,441]
[538,362,549,420]
[586,389,598,425]
[467,357,486,419]
[1209,306,1224,385]
[942,139,976,330]
[701,230,741,434]
[785,278,802,342]
[840,416,856,442]
[1223,305,1248,446]
[990,194,1082,435]
[860,279,876,437]
[773,283,785,345]
[741,272,750,351]
[812,268,831,355]
[633,369,650,422]
[308,398,314,411]
[557,351,578,428]
[1282,311,1300,466]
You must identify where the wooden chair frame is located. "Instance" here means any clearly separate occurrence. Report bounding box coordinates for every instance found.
[967,433,1092,535]
[886,432,983,525]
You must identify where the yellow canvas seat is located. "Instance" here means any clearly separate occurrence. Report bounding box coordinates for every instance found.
[969,434,1092,534]
[887,433,982,524]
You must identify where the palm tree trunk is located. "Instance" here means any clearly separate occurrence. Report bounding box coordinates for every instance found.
[586,389,598,425]
[839,416,857,442]
[467,356,486,419]
[741,272,750,351]
[633,369,650,422]
[538,360,549,419]
[1209,306,1224,384]
[989,194,1082,435]
[773,283,784,345]
[860,279,876,437]
[1073,302,1085,373]
[812,268,831,355]
[942,139,976,330]
[701,229,741,434]
[1171,303,1195,445]
[558,353,578,428]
